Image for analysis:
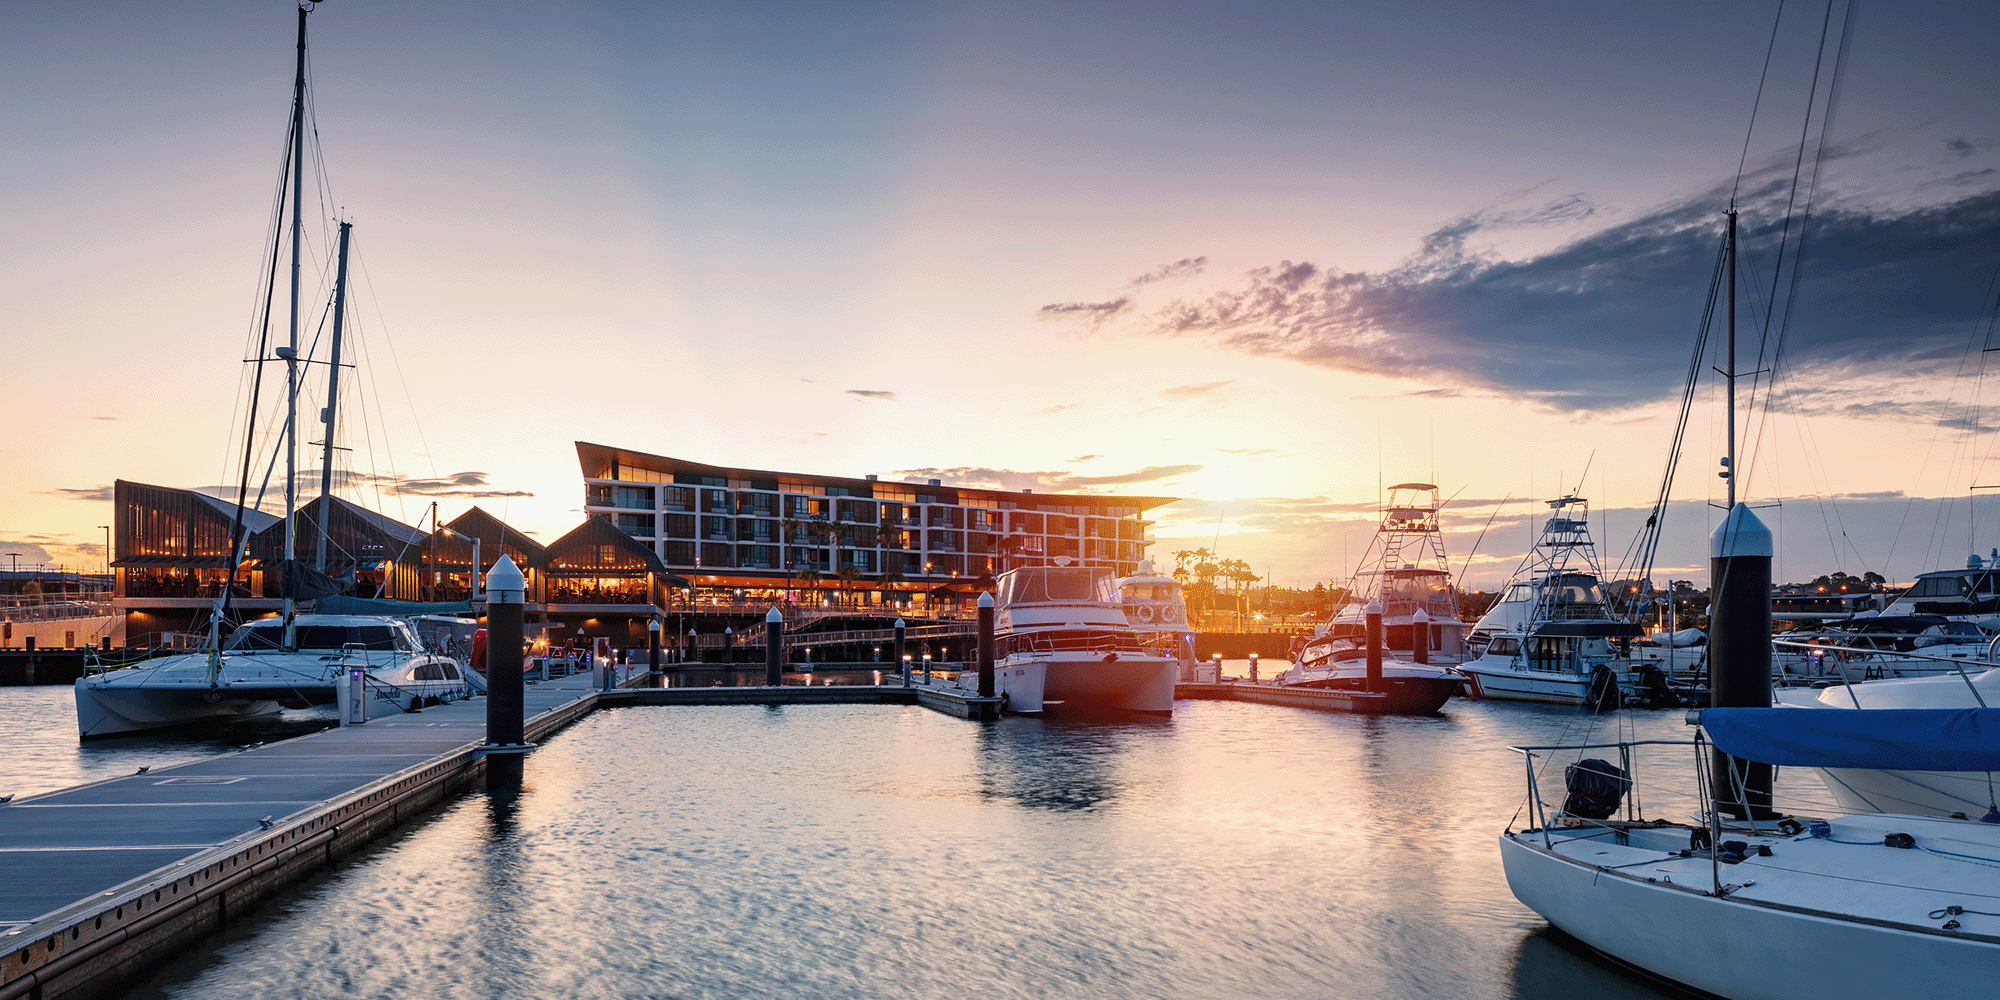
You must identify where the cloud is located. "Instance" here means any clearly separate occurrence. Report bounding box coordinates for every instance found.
[846,389,897,401]
[1128,256,1208,287]
[1035,298,1130,326]
[1163,380,1233,400]
[382,471,534,498]
[49,486,113,502]
[1216,447,1275,455]
[1068,454,1102,462]
[76,415,116,421]
[893,464,1203,493]
[1037,404,1078,415]
[1946,137,1993,157]
[1050,158,2000,416]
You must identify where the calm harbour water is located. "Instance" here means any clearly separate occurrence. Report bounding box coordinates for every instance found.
[0,672,1845,1000]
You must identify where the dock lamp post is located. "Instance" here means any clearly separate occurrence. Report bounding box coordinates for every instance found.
[922,642,933,684]
[481,555,531,788]
[725,626,734,666]
[687,628,696,665]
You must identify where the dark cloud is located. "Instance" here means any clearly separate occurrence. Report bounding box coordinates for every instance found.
[1128,256,1208,287]
[1056,163,2000,415]
[1163,380,1232,400]
[1946,137,1990,157]
[383,471,534,498]
[846,389,897,401]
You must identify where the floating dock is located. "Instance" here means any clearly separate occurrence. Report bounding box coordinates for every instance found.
[0,669,996,999]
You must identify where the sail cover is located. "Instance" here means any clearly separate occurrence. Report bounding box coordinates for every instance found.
[313,594,474,616]
[1703,707,2000,771]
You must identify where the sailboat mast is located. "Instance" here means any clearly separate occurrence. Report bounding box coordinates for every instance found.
[315,220,352,571]
[1724,208,1738,509]
[283,3,309,645]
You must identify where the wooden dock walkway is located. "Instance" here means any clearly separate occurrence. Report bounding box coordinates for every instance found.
[0,668,999,999]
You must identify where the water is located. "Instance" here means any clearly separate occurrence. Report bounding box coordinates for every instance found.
[0,670,1846,999]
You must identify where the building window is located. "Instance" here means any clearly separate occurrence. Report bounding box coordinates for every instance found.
[613,513,655,537]
[612,485,654,510]
[663,541,695,565]
[663,486,694,511]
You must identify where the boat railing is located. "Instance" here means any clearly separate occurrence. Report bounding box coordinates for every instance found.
[1772,637,1995,706]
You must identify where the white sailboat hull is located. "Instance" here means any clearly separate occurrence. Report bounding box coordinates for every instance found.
[1500,828,2000,1000]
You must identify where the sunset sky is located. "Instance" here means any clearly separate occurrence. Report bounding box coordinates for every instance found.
[5,0,1999,592]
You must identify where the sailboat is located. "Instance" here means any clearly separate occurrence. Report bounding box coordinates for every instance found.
[76,5,465,738]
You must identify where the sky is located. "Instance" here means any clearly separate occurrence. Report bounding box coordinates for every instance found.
[4,0,2000,592]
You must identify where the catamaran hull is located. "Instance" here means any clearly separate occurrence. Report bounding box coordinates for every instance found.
[75,678,296,740]
[1500,832,2000,999]
[1043,655,1175,714]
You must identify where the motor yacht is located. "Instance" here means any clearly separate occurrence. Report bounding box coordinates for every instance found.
[1109,561,1199,681]
[984,564,1175,714]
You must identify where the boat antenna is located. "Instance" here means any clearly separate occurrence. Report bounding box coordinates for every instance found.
[1454,495,1512,596]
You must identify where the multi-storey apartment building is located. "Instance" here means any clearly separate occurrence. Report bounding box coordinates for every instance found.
[576,442,1174,608]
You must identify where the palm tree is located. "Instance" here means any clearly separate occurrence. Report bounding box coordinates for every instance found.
[799,565,822,607]
[837,564,863,607]
[780,513,804,602]
[880,564,905,611]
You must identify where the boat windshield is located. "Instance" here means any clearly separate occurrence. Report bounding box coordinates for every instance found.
[1120,581,1181,602]
[1548,574,1605,606]
[226,622,408,652]
[1001,568,1115,606]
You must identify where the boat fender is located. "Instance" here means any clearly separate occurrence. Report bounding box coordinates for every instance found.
[1884,832,1916,849]
[1584,665,1620,714]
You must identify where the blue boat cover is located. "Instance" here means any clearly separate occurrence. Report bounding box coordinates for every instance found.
[313,595,474,616]
[1703,707,2000,771]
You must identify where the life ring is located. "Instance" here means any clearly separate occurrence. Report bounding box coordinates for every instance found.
[1136,604,1155,623]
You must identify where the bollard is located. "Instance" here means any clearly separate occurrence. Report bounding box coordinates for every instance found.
[1210,652,1222,683]
[978,592,995,698]
[648,618,661,676]
[1248,652,1259,682]
[922,642,932,685]
[1412,607,1430,666]
[1364,599,1383,693]
[1709,504,1777,821]
[765,606,783,686]
[895,618,908,688]
[484,555,527,788]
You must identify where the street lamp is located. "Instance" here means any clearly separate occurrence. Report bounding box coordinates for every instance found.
[98,525,110,578]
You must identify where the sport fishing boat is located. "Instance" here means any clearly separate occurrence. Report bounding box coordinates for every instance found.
[1275,483,1465,713]
[1458,494,1649,708]
[1110,560,1199,681]
[76,614,469,738]
[984,564,1175,714]
[1500,706,2000,999]
[1773,614,1991,682]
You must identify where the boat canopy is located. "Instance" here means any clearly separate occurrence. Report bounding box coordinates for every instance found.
[1529,622,1644,638]
[998,567,1114,607]
[1703,707,2000,771]
[315,595,474,615]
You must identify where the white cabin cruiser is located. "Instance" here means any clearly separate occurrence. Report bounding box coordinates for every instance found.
[1772,666,2000,819]
[1879,552,2000,629]
[76,614,467,739]
[986,565,1175,715]
[1458,495,1654,708]
[1110,561,1199,681]
[1501,707,2000,999]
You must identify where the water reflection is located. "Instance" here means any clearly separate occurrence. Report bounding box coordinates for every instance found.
[972,712,1170,812]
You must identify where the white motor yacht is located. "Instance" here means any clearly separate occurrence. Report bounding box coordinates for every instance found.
[1501,706,2000,999]
[1772,666,2000,818]
[1109,561,1199,681]
[984,565,1175,714]
[1458,495,1654,708]
[76,614,467,739]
